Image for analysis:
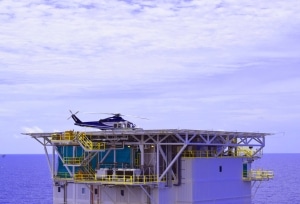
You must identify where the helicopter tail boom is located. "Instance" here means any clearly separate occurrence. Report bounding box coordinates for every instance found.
[68,110,82,124]
[71,114,82,124]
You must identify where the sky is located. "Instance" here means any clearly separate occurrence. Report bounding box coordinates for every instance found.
[1,0,300,154]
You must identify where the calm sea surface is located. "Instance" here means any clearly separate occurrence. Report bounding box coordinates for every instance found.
[251,154,300,204]
[0,154,299,204]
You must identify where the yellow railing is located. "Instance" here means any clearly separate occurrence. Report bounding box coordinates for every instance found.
[96,175,159,184]
[55,172,72,179]
[236,147,263,157]
[73,165,96,181]
[182,150,218,158]
[83,165,95,175]
[74,173,95,181]
[243,170,274,181]
[74,173,161,184]
[51,133,63,140]
[64,131,75,140]
[92,142,106,150]
[51,131,75,141]
[78,133,92,149]
[63,157,83,165]
[77,133,105,151]
[182,149,259,158]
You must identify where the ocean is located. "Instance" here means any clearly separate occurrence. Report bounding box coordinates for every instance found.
[0,154,299,204]
[0,155,52,204]
[251,154,300,204]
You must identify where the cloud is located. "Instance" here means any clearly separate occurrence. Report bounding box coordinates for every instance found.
[2,0,299,58]
[1,0,299,90]
[1,0,300,153]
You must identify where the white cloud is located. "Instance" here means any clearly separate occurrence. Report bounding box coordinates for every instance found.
[2,0,299,58]
[1,0,300,153]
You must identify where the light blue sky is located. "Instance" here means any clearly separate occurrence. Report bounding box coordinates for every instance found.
[1,0,300,153]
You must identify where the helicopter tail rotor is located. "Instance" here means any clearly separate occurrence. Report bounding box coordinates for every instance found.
[67,110,79,120]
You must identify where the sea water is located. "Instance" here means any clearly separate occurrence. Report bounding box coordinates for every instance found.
[0,155,52,204]
[0,154,299,204]
[251,154,300,204]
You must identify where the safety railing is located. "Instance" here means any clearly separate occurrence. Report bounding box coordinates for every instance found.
[237,147,263,157]
[182,150,217,158]
[77,133,105,151]
[237,148,252,157]
[64,131,75,140]
[72,165,96,181]
[92,142,106,150]
[51,133,63,140]
[63,157,84,165]
[74,173,95,181]
[83,165,95,175]
[51,131,75,141]
[77,133,93,149]
[55,172,72,179]
[96,175,159,184]
[74,173,162,184]
[243,169,274,181]
[181,149,261,158]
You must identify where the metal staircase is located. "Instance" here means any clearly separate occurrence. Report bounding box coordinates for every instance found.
[76,132,105,151]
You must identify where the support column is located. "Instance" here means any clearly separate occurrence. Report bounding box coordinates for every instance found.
[113,148,116,175]
[52,146,55,179]
[139,135,145,173]
[167,143,172,186]
[159,144,187,181]
[156,143,160,182]
[139,145,145,167]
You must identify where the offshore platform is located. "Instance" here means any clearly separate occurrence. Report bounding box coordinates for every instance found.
[25,128,274,204]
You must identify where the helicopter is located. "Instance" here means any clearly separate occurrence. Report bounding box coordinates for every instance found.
[68,110,146,130]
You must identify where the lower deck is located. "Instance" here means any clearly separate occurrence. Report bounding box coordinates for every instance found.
[54,157,254,204]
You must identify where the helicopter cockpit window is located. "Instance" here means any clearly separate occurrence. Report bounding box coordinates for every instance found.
[114,124,118,128]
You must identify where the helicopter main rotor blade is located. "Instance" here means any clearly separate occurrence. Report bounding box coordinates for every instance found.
[84,112,120,116]
[122,114,149,120]
[84,112,149,120]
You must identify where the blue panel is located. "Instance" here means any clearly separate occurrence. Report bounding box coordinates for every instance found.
[56,146,131,174]
[56,146,70,177]
[99,147,131,168]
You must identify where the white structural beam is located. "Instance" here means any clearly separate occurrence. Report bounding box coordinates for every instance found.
[159,144,187,181]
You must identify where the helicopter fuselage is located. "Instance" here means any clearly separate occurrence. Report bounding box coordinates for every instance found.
[71,114,136,130]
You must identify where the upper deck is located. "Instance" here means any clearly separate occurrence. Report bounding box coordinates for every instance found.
[25,128,271,150]
[24,129,273,185]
